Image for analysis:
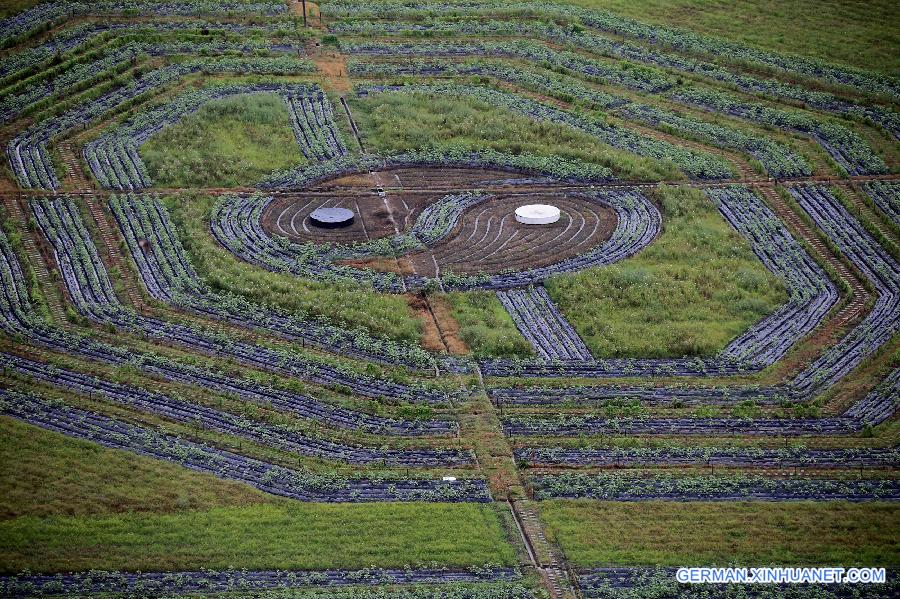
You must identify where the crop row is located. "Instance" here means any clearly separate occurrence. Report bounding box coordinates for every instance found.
[706,186,838,366]
[110,194,435,369]
[501,368,898,437]
[496,286,593,361]
[322,0,899,99]
[87,83,324,190]
[7,57,315,189]
[285,93,349,162]
[0,19,299,84]
[30,197,453,403]
[348,58,628,111]
[0,38,308,123]
[344,41,887,176]
[0,0,285,44]
[0,225,451,436]
[672,88,888,176]
[788,186,900,396]
[334,18,900,139]
[357,83,733,180]
[0,565,521,598]
[529,472,900,501]
[261,147,614,191]
[576,567,899,598]
[622,105,811,178]
[0,351,470,468]
[489,385,788,407]
[347,59,812,179]
[0,389,490,503]
[515,446,900,469]
[863,181,900,226]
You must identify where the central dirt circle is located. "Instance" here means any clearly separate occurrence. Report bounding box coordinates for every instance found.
[260,167,617,277]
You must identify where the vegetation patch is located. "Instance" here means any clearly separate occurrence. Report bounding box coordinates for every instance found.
[0,417,270,520]
[442,291,533,359]
[349,91,681,181]
[141,93,307,188]
[165,193,424,345]
[539,500,900,567]
[0,502,517,573]
[547,185,787,358]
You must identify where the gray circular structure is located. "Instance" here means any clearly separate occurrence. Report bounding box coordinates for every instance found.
[309,207,355,229]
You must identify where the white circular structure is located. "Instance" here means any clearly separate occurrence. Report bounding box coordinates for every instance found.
[515,204,561,225]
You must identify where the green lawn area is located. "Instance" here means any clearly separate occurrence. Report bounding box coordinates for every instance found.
[442,291,533,359]
[0,502,517,573]
[561,0,900,75]
[164,193,424,346]
[540,500,900,567]
[349,90,681,182]
[546,185,787,358]
[0,417,269,520]
[141,93,306,188]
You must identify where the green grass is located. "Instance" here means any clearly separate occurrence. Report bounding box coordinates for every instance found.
[540,500,900,567]
[442,291,532,358]
[546,185,787,358]
[141,93,306,188]
[164,193,424,345]
[0,502,517,573]
[561,0,900,75]
[0,417,270,520]
[349,91,681,182]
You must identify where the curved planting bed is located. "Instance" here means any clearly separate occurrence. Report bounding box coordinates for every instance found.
[110,194,434,370]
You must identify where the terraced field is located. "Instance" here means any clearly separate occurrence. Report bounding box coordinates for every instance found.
[0,0,897,597]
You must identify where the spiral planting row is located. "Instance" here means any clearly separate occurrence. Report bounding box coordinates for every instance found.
[348,59,812,179]
[346,43,888,174]
[333,12,899,139]
[788,186,900,396]
[358,84,734,180]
